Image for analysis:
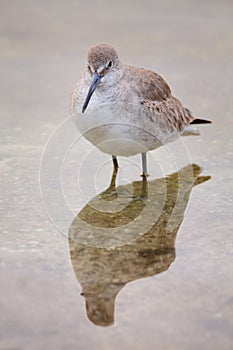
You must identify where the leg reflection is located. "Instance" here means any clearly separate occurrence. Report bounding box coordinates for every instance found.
[101,156,119,200]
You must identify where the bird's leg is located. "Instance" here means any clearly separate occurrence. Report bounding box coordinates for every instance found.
[101,155,119,200]
[109,155,119,190]
[140,152,149,198]
[112,155,119,172]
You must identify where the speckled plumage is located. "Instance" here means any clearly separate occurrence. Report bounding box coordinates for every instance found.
[70,43,210,158]
[87,43,120,72]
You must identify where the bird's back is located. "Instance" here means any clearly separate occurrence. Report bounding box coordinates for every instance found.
[123,65,195,132]
[124,65,172,102]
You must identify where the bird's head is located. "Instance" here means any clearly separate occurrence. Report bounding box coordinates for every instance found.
[82,43,121,113]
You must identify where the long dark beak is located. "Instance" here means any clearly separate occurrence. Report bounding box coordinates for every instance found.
[82,72,102,113]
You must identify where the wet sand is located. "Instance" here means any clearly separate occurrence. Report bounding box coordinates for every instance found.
[1,1,233,349]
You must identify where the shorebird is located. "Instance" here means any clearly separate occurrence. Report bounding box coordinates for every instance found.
[70,43,211,197]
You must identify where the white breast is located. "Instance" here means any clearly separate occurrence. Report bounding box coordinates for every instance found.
[71,81,179,156]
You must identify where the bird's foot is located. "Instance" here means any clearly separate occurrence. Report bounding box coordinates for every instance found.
[140,173,150,178]
[130,194,148,203]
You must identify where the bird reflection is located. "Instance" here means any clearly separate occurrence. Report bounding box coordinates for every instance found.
[68,164,210,327]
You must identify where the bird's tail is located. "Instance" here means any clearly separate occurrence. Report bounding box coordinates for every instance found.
[190,118,212,125]
[184,108,212,125]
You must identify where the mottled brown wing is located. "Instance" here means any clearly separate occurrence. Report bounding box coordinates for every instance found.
[141,97,195,132]
[127,66,171,101]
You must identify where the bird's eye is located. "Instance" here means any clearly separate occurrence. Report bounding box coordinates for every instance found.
[107,60,113,68]
[87,65,92,73]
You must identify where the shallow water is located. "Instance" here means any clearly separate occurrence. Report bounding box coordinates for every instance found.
[1,1,233,349]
